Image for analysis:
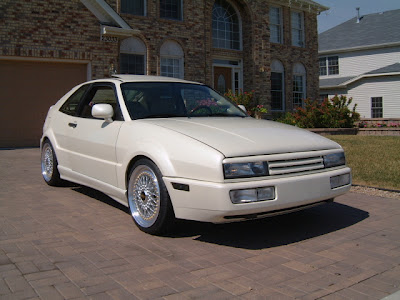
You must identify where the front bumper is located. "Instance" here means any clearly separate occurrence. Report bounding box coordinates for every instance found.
[163,167,351,223]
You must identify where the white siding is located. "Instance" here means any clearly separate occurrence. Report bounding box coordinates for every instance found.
[320,46,400,79]
[346,76,400,118]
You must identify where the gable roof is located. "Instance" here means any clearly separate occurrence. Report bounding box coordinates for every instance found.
[319,9,400,54]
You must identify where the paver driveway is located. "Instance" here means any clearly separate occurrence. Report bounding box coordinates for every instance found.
[0,148,399,299]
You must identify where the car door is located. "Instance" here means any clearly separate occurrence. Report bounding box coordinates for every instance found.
[66,83,123,187]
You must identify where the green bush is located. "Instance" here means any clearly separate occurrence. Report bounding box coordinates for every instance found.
[277,95,360,128]
[224,89,257,115]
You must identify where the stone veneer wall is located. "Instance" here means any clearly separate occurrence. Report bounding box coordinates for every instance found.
[0,0,320,109]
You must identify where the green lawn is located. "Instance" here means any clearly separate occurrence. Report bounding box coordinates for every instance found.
[328,135,400,190]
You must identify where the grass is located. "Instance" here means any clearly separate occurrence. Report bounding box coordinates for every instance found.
[328,135,400,190]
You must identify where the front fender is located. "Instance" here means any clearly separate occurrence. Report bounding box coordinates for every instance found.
[115,121,225,190]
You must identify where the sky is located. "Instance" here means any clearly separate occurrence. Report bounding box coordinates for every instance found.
[314,0,400,33]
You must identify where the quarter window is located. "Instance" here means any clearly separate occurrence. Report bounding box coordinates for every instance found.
[121,0,145,15]
[160,0,182,20]
[291,11,304,47]
[212,0,241,50]
[270,7,283,44]
[371,97,383,118]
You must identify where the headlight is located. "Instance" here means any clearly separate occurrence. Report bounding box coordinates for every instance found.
[223,162,268,179]
[323,152,346,168]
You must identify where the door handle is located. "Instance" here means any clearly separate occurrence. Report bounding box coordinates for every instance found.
[68,122,77,128]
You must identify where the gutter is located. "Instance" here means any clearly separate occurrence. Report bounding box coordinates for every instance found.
[319,41,400,55]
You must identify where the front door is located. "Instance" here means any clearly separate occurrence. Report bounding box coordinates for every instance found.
[214,66,232,94]
[66,83,123,187]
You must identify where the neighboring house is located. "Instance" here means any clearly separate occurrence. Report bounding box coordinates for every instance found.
[319,9,400,119]
[0,0,327,147]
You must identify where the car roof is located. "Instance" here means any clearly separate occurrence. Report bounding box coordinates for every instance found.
[111,74,202,85]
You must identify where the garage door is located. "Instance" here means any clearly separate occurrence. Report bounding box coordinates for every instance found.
[0,60,88,148]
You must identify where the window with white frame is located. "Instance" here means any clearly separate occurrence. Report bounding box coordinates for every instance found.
[160,40,184,79]
[160,0,182,20]
[270,6,283,44]
[120,37,146,75]
[291,11,304,47]
[319,56,339,76]
[212,0,241,50]
[121,0,145,15]
[293,63,306,108]
[371,97,383,118]
[271,59,284,111]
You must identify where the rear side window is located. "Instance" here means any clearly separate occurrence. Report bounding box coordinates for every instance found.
[59,85,89,116]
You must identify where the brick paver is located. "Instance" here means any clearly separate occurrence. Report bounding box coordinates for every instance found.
[1,148,399,299]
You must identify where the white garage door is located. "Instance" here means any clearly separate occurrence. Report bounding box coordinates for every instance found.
[0,60,88,147]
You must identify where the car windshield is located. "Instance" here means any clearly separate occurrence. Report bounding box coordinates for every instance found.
[121,82,247,120]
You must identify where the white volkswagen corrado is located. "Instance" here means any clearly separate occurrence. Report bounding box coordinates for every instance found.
[41,75,351,234]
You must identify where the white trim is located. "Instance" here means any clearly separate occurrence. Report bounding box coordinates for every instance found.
[80,0,131,29]
[101,25,139,37]
[319,42,400,55]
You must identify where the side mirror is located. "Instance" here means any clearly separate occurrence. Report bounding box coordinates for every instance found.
[238,105,247,113]
[92,104,114,123]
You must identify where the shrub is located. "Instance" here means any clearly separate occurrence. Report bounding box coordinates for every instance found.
[224,89,257,114]
[277,95,360,128]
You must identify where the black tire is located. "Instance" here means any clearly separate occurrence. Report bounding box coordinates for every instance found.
[41,140,63,186]
[127,159,175,235]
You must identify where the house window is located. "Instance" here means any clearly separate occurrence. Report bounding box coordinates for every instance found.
[270,6,283,44]
[271,59,284,111]
[160,40,184,79]
[293,63,306,108]
[212,0,241,50]
[121,0,145,15]
[371,97,383,118]
[160,0,182,20]
[319,56,339,76]
[120,37,146,75]
[291,11,304,47]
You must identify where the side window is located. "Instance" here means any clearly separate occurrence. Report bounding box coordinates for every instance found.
[59,85,89,116]
[78,85,123,121]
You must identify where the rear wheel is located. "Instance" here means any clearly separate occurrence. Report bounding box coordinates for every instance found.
[41,140,62,186]
[127,159,175,235]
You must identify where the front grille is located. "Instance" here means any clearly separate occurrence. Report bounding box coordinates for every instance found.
[268,156,324,176]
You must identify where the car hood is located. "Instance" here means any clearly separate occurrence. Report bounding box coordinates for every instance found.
[140,117,341,157]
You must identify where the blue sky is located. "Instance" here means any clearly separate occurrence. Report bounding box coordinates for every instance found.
[315,0,400,33]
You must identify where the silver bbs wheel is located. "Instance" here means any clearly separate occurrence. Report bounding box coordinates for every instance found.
[128,165,161,228]
[41,143,54,182]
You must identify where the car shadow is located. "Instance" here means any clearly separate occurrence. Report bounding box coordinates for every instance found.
[173,203,369,250]
[71,186,369,250]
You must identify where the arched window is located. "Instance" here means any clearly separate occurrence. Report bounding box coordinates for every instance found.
[271,59,285,111]
[120,37,146,75]
[160,40,184,79]
[293,63,306,108]
[212,0,241,50]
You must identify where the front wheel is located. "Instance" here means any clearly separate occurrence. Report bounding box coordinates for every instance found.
[41,140,62,186]
[127,159,175,235]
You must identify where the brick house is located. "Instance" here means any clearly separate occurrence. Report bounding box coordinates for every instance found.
[0,0,326,147]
